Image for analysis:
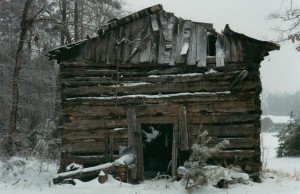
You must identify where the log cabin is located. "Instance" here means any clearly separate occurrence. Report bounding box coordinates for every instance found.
[48,4,279,182]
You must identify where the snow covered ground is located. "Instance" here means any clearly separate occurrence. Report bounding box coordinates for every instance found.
[0,132,299,194]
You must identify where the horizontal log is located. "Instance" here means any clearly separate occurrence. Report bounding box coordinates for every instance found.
[61,104,179,118]
[189,123,260,137]
[62,141,105,153]
[137,116,178,123]
[189,113,260,124]
[191,137,260,149]
[63,91,257,106]
[62,80,260,97]
[60,61,260,72]
[61,106,126,117]
[53,162,113,184]
[187,101,259,113]
[212,150,259,159]
[61,71,260,87]
[61,119,127,131]
[61,130,106,141]
[60,64,260,79]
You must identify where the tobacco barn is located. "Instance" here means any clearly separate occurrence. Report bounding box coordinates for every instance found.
[48,4,279,182]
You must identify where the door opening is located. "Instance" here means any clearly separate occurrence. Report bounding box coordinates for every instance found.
[141,123,173,179]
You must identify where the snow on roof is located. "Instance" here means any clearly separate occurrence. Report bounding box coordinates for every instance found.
[261,115,292,124]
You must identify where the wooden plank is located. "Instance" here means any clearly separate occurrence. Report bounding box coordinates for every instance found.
[135,104,179,116]
[186,22,197,65]
[106,29,117,64]
[158,12,176,65]
[139,15,151,63]
[150,14,159,31]
[130,17,146,64]
[175,18,185,64]
[124,31,159,64]
[122,21,132,63]
[127,107,143,181]
[157,21,171,64]
[196,24,207,67]
[216,35,225,67]
[100,32,109,63]
[178,106,189,151]
[223,35,231,62]
[138,116,178,124]
[169,16,179,66]
[110,135,114,161]
[172,123,178,179]
[178,20,191,61]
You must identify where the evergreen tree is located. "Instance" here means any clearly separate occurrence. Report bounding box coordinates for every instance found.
[183,130,229,188]
[277,111,300,157]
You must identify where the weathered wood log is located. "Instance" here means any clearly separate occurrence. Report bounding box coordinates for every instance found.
[62,80,259,98]
[189,123,260,137]
[53,162,113,184]
[60,72,242,87]
[189,113,260,124]
[60,63,260,79]
[62,91,257,106]
[61,119,127,131]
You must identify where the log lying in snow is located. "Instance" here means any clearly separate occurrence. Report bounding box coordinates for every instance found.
[53,162,113,184]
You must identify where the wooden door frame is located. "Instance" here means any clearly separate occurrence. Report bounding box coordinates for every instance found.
[127,104,188,181]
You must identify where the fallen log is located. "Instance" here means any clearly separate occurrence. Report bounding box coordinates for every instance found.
[53,162,113,184]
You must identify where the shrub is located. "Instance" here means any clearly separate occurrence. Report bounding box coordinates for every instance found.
[277,112,300,157]
[183,130,229,189]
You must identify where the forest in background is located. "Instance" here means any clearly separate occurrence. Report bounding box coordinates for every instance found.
[261,91,300,118]
[0,0,125,157]
[0,0,299,157]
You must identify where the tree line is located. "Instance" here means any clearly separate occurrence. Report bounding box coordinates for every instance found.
[261,91,300,118]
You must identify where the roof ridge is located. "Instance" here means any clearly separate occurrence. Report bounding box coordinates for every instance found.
[98,4,163,35]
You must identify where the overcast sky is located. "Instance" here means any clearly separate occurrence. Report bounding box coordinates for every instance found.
[125,0,300,94]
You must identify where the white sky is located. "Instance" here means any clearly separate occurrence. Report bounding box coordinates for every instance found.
[125,0,300,94]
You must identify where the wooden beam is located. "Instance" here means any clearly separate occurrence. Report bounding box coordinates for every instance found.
[178,106,189,151]
[172,123,178,179]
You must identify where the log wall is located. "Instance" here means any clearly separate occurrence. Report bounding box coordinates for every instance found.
[58,60,262,174]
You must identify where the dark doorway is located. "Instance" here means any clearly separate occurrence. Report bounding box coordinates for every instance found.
[141,123,173,179]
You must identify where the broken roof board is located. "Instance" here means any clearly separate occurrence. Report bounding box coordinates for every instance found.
[48,4,279,66]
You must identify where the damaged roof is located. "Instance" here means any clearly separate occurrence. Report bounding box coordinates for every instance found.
[48,4,279,65]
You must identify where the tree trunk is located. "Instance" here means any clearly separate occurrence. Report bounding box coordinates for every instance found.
[60,0,66,45]
[5,0,33,157]
[74,0,79,41]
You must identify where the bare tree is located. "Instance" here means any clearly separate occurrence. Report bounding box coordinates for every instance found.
[268,0,300,50]
[4,0,45,157]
